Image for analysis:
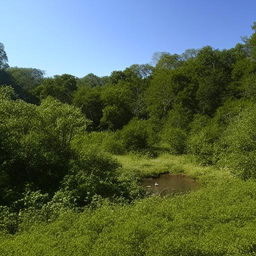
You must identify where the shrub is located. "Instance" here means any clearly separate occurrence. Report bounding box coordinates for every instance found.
[102,133,125,155]
[0,96,88,205]
[100,105,132,130]
[187,122,220,164]
[187,101,249,165]
[161,127,187,154]
[220,104,256,179]
[0,206,19,234]
[3,180,256,255]
[61,148,124,206]
[120,119,154,151]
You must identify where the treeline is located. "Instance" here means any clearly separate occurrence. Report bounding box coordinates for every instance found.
[0,23,256,232]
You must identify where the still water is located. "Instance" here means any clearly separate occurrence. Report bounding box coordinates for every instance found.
[142,173,199,196]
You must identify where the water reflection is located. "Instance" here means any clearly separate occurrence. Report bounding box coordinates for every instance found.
[142,173,199,196]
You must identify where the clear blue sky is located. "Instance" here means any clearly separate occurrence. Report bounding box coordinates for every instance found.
[1,0,256,78]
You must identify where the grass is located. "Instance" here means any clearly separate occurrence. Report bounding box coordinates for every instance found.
[115,153,235,186]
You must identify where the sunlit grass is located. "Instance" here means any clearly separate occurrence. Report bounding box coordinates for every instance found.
[115,153,234,186]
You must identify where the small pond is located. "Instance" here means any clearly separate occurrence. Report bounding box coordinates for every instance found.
[142,173,199,196]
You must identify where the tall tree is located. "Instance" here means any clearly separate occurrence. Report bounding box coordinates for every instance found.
[73,86,103,129]
[0,42,8,69]
[78,73,108,87]
[7,67,44,91]
[33,74,77,103]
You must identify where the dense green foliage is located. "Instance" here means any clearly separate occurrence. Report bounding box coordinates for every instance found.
[2,177,256,255]
[1,22,256,255]
[7,67,44,91]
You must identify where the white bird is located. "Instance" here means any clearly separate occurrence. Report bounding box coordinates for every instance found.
[154,182,159,186]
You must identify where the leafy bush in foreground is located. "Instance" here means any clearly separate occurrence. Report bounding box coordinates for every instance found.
[61,149,122,206]
[2,179,256,255]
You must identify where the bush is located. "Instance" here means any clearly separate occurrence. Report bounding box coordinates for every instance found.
[0,96,88,205]
[187,101,249,165]
[0,206,19,234]
[120,119,154,151]
[161,127,187,154]
[220,104,256,179]
[165,105,193,130]
[72,132,125,155]
[3,180,256,255]
[187,122,220,164]
[160,106,193,154]
[60,148,125,206]
[102,133,125,155]
[100,105,132,130]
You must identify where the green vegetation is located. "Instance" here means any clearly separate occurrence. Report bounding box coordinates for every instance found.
[0,154,253,256]
[0,23,256,255]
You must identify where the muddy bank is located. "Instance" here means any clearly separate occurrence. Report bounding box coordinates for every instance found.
[142,173,199,196]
